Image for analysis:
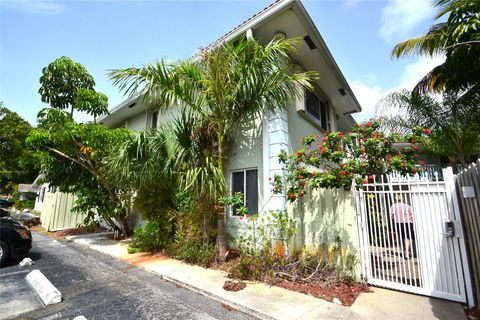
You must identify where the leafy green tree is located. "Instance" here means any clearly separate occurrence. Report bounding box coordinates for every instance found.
[39,56,109,118]
[0,103,38,193]
[378,90,480,167]
[27,108,133,235]
[109,37,316,261]
[392,0,480,97]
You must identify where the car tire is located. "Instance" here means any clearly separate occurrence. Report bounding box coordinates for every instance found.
[0,240,10,266]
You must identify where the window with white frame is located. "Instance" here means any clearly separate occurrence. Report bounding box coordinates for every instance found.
[230,169,258,216]
[305,91,329,131]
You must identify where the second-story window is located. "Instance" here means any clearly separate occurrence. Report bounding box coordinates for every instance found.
[305,91,329,131]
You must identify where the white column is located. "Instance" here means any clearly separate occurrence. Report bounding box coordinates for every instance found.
[263,109,289,213]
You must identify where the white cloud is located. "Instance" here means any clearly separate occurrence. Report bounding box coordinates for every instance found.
[351,56,445,122]
[2,0,65,15]
[378,0,433,43]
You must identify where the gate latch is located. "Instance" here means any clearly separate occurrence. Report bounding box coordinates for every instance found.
[442,220,455,237]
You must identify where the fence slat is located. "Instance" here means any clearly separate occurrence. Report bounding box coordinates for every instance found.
[456,161,480,307]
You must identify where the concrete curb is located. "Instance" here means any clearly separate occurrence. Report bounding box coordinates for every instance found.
[25,269,62,306]
[143,266,276,320]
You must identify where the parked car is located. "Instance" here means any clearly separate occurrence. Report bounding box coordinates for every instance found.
[0,217,32,266]
[0,208,8,217]
[0,199,14,208]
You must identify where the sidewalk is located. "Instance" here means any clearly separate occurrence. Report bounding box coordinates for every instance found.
[66,232,466,320]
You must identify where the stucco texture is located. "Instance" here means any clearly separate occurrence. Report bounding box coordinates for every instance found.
[288,188,360,263]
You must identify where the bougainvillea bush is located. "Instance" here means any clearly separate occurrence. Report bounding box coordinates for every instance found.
[274,119,430,202]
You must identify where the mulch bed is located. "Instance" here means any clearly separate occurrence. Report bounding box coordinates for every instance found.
[268,278,370,306]
[466,307,480,320]
[31,226,108,239]
[212,253,371,307]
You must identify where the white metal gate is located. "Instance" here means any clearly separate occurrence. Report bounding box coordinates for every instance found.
[356,168,474,305]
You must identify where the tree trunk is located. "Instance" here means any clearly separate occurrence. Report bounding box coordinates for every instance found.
[117,215,130,238]
[217,209,228,261]
[216,133,229,262]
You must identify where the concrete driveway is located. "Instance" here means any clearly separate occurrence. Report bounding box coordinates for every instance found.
[0,232,257,320]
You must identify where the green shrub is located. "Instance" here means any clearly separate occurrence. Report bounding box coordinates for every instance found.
[14,199,35,210]
[167,238,216,267]
[129,219,172,253]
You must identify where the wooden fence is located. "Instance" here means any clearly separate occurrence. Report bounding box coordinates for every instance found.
[455,160,480,307]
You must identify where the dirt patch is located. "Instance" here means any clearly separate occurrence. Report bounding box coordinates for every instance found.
[223,280,247,292]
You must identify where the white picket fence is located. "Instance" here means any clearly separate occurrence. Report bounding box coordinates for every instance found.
[355,168,474,306]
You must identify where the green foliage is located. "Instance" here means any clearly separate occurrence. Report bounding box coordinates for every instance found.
[392,0,480,96]
[172,239,217,267]
[233,208,297,258]
[39,56,95,114]
[230,253,273,280]
[274,119,428,202]
[14,199,35,211]
[27,107,134,234]
[128,219,173,253]
[220,192,248,217]
[75,88,109,121]
[378,90,480,166]
[38,56,109,118]
[0,103,38,193]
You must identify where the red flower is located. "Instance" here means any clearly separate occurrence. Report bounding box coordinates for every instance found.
[412,144,418,151]
[362,179,368,184]
[418,160,425,166]
[340,170,346,175]
[297,175,303,179]
[298,191,304,197]
[371,132,377,138]
[321,147,328,154]
[338,132,344,139]
[297,151,303,156]
[411,168,417,174]
[368,175,375,181]
[288,193,296,199]
[423,129,431,135]
[322,138,328,142]
[239,216,243,221]
[268,176,272,181]
[300,180,306,186]
[245,214,249,220]
[387,155,393,161]
[366,121,373,127]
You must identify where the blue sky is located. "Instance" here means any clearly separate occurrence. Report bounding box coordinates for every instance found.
[1,0,444,125]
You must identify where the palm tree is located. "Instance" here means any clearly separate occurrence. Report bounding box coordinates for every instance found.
[108,37,316,261]
[377,89,480,167]
[392,0,480,96]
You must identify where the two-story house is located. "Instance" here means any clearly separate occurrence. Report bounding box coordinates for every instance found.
[99,0,362,246]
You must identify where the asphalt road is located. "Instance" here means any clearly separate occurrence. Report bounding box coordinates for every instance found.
[0,232,257,320]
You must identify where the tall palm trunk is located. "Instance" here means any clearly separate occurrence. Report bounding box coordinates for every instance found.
[216,132,228,261]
